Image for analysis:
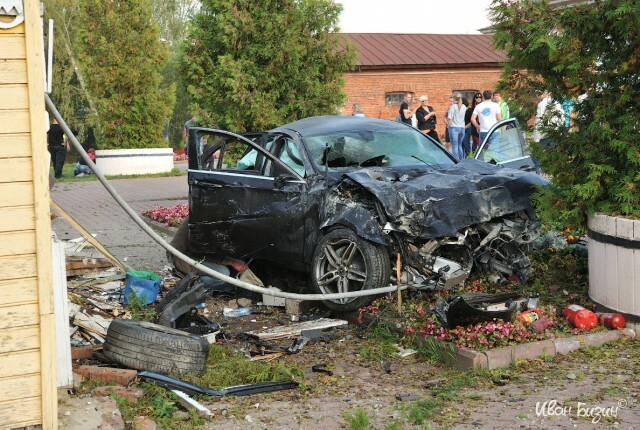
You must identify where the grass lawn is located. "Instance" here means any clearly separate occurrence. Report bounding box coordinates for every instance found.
[50,163,185,183]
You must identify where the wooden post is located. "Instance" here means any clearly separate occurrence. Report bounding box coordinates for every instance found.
[396,253,402,314]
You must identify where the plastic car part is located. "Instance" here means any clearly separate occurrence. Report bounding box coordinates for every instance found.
[432,292,525,329]
[311,228,391,312]
[174,308,221,335]
[138,371,298,397]
[103,320,210,375]
[157,281,207,328]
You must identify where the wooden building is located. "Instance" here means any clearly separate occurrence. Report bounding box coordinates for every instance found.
[0,0,58,428]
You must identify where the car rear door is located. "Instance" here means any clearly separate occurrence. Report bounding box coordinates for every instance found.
[187,129,307,265]
[474,118,536,171]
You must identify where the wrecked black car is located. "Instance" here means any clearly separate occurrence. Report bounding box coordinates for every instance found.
[184,116,547,311]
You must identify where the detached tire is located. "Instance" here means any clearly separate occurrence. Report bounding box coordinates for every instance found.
[103,319,209,375]
[312,228,391,312]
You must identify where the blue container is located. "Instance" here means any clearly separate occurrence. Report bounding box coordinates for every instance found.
[123,271,162,305]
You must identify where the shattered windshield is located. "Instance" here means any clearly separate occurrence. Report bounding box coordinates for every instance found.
[303,128,455,171]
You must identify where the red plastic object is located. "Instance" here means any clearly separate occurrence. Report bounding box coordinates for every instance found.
[563,305,597,330]
[596,312,626,330]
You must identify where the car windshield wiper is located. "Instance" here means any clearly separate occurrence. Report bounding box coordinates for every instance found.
[411,155,436,169]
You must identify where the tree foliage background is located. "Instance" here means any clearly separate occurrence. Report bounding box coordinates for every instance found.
[490,0,640,226]
[181,0,356,133]
[74,0,175,149]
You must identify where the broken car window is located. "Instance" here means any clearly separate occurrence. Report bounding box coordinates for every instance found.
[476,122,527,164]
[304,128,455,172]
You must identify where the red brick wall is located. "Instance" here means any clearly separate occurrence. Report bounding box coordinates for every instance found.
[342,67,502,137]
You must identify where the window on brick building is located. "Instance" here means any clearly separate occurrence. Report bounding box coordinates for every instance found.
[385,92,412,105]
[456,90,479,104]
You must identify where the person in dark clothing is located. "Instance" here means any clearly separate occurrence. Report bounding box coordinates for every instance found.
[47,118,67,179]
[470,92,483,152]
[463,97,473,158]
[398,93,414,125]
[416,95,440,142]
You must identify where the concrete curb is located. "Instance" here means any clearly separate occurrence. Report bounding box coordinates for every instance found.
[415,327,636,370]
[352,312,638,370]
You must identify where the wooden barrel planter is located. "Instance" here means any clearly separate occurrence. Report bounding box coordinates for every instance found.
[588,213,640,320]
[95,148,174,176]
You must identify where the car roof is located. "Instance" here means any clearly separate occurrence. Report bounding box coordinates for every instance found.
[271,115,410,137]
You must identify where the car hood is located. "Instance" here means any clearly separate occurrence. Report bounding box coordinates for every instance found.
[342,158,548,239]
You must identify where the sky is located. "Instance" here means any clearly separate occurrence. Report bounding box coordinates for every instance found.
[336,0,494,34]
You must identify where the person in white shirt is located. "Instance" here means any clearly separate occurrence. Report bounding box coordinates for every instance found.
[446,92,467,159]
[471,90,503,148]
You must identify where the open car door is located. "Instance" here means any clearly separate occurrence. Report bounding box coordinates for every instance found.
[474,118,535,172]
[186,128,307,266]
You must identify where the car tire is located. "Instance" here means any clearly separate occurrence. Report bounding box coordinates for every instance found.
[103,319,209,375]
[312,228,390,312]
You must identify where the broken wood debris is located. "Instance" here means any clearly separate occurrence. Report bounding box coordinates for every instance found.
[245,318,348,340]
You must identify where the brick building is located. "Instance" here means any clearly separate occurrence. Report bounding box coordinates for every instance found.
[341,33,507,138]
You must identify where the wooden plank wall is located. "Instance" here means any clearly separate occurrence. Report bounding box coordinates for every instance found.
[0,0,58,428]
[588,214,640,317]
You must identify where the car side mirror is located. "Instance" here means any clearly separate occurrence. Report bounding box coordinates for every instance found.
[274,173,297,189]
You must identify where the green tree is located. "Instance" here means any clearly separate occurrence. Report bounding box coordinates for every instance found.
[75,0,175,149]
[181,0,356,133]
[44,0,94,141]
[151,0,200,148]
[490,0,640,227]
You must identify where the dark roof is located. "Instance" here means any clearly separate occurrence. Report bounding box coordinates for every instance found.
[340,33,507,70]
[273,115,407,137]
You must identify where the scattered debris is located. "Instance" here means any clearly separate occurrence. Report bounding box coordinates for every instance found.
[246,318,348,340]
[171,390,213,417]
[138,371,298,397]
[311,364,333,376]
[432,293,525,329]
[396,346,418,358]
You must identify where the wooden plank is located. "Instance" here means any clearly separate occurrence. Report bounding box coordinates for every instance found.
[0,374,40,403]
[245,318,348,340]
[0,397,41,430]
[0,278,38,307]
[0,325,40,354]
[0,303,39,330]
[53,241,73,387]
[0,134,32,158]
[73,309,112,337]
[0,182,34,206]
[616,217,634,240]
[51,200,130,272]
[617,245,634,315]
[25,2,59,425]
[0,21,25,34]
[0,230,36,256]
[604,243,618,310]
[0,85,29,110]
[0,35,26,60]
[0,59,27,84]
[587,240,604,303]
[0,158,33,183]
[0,110,30,134]
[0,206,35,232]
[0,350,40,378]
[0,254,37,280]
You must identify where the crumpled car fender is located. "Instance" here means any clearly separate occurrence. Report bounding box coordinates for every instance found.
[319,204,388,246]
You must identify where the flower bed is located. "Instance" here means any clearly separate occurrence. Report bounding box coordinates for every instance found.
[142,203,188,227]
[360,241,602,353]
[173,148,187,161]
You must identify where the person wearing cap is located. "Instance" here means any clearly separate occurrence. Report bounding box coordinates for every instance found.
[415,95,440,142]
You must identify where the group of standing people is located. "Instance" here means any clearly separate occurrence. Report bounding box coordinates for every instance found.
[394,90,508,160]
